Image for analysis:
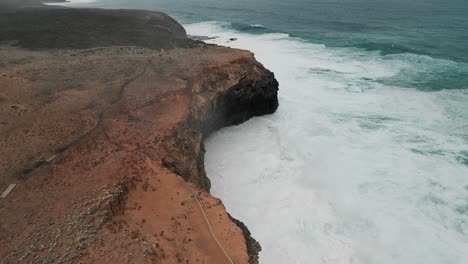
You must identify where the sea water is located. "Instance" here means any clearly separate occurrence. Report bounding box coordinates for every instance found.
[195,24,468,264]
[54,1,468,263]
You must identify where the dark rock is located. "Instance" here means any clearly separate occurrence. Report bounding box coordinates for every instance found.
[188,35,219,41]
[228,213,262,264]
[203,67,279,138]
[0,8,195,50]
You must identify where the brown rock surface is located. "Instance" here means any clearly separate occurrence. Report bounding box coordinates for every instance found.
[0,8,278,264]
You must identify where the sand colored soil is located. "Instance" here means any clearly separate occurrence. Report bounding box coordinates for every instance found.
[0,7,278,263]
[0,43,277,263]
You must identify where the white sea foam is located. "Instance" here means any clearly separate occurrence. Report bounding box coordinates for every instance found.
[44,0,97,6]
[185,21,468,264]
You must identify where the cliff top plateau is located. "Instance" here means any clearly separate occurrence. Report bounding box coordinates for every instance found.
[0,5,278,264]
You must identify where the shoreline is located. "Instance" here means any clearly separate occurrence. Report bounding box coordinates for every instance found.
[0,5,278,263]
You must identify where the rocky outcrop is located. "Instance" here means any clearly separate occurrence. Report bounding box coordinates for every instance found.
[0,8,192,49]
[228,214,263,264]
[162,54,279,191]
[0,7,278,264]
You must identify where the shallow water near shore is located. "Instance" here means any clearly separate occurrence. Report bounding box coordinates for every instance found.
[51,0,468,263]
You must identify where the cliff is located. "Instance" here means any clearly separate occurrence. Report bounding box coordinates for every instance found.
[0,7,278,264]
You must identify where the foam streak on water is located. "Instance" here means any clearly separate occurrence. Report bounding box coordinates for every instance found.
[185,21,468,264]
[44,0,97,6]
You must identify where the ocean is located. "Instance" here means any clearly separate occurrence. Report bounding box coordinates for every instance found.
[55,0,468,263]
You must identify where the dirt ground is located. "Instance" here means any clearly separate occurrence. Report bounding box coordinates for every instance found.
[0,7,278,263]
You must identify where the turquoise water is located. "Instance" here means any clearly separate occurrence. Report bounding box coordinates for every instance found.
[58,1,468,263]
[65,0,468,92]
[72,0,468,91]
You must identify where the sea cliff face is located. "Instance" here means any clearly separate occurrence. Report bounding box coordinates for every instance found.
[0,7,278,264]
[162,52,279,191]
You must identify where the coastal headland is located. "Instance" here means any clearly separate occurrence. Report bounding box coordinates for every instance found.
[0,2,278,263]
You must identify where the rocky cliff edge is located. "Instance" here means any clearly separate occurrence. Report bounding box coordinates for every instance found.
[0,7,278,264]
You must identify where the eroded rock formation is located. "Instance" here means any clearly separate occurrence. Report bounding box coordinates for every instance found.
[0,7,278,264]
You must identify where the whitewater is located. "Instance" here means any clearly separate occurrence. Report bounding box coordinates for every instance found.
[22,0,468,262]
[44,0,97,6]
[184,22,468,264]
